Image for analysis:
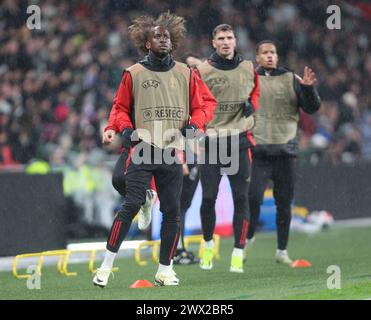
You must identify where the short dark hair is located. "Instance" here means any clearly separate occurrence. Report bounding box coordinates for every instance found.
[256,40,277,53]
[212,24,234,39]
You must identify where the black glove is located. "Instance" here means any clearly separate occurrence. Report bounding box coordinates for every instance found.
[121,128,139,148]
[243,97,254,118]
[181,124,198,139]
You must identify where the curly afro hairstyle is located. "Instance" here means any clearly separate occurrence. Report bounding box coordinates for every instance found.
[128,11,186,55]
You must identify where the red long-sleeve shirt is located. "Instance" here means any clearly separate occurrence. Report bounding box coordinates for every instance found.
[250,70,260,112]
[105,68,217,133]
[247,70,260,146]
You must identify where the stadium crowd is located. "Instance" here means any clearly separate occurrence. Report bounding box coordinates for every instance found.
[0,0,370,170]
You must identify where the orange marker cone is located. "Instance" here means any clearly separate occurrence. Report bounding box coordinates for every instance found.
[291,259,312,268]
[130,279,155,288]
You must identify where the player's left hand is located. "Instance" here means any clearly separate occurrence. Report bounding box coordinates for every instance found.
[295,66,317,86]
[102,129,116,145]
[243,97,254,118]
[181,124,198,139]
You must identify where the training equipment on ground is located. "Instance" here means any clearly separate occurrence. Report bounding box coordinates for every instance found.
[291,259,312,268]
[12,234,220,279]
[130,279,155,288]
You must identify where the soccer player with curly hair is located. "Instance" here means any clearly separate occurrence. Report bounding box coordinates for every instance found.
[94,12,216,287]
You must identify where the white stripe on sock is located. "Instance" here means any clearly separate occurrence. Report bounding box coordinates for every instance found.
[232,248,243,258]
[101,250,116,269]
[204,240,214,248]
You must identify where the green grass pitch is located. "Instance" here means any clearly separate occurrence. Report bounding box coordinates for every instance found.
[1,225,371,300]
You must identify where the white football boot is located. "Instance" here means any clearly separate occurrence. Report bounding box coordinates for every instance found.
[93,268,114,288]
[275,249,293,265]
[243,236,255,263]
[154,269,179,286]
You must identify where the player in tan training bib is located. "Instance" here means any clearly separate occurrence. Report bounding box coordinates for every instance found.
[245,40,321,265]
[94,12,216,288]
[196,24,260,273]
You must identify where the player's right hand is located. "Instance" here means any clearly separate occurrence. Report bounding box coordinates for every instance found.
[181,124,198,139]
[243,97,254,118]
[102,129,116,145]
[122,128,134,149]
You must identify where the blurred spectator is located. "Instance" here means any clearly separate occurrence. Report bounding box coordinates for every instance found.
[361,109,371,159]
[0,127,18,166]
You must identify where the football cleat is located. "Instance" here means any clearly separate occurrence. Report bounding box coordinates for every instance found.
[243,236,256,263]
[173,249,200,265]
[138,189,157,230]
[230,254,244,273]
[200,247,214,270]
[154,269,179,286]
[93,268,113,288]
[275,250,293,265]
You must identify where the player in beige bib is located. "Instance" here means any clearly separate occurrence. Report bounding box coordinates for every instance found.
[95,12,216,288]
[246,40,321,265]
[196,24,260,273]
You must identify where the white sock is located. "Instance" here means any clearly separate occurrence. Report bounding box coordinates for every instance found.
[157,263,173,274]
[232,248,243,258]
[204,240,214,249]
[246,236,255,244]
[277,249,288,255]
[177,238,184,250]
[101,250,116,269]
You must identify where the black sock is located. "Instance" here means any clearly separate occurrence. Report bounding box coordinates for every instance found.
[200,198,216,242]
[276,205,291,250]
